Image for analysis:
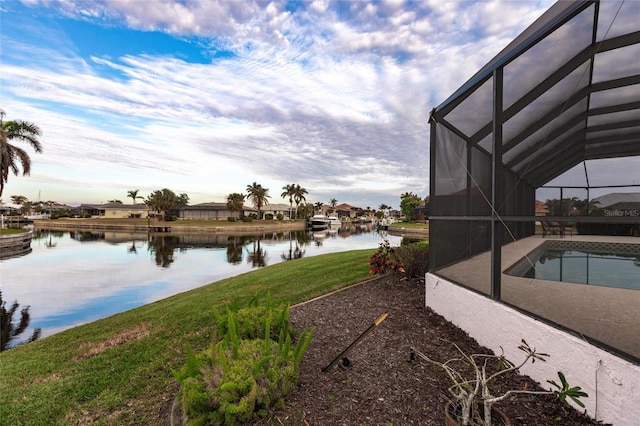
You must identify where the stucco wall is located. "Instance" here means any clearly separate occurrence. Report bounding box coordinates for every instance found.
[425,272,640,426]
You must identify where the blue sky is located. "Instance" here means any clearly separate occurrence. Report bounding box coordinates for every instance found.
[1,0,562,209]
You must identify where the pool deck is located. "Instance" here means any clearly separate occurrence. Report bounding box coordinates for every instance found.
[435,234,640,362]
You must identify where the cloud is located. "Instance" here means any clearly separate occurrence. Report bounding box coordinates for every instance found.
[14,0,619,210]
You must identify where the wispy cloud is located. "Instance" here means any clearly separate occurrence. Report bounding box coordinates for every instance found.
[3,0,568,207]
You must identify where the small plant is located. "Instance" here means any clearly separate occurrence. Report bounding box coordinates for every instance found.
[394,241,429,278]
[174,296,314,424]
[416,339,588,425]
[368,240,405,275]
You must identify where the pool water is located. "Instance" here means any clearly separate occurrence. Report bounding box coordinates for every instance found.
[507,241,640,290]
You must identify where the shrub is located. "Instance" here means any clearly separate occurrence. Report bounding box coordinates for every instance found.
[394,241,429,278]
[213,293,294,341]
[264,213,274,220]
[227,217,237,222]
[242,216,253,223]
[174,296,314,425]
[368,240,405,275]
[276,213,284,221]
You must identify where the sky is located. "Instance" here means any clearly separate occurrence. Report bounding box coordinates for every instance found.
[0,0,570,210]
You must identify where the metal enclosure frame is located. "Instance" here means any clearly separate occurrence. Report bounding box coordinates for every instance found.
[429,0,640,297]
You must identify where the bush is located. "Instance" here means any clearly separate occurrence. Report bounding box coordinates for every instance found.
[368,240,405,275]
[395,241,429,278]
[264,213,274,220]
[227,217,237,222]
[213,293,294,341]
[242,216,253,223]
[174,295,314,425]
[276,213,284,221]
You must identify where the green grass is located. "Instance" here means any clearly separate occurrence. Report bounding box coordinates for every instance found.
[0,228,28,235]
[389,222,429,228]
[0,249,376,425]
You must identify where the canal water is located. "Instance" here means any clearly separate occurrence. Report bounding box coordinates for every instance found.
[1,224,408,343]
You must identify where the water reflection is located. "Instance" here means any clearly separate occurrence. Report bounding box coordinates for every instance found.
[2,225,411,340]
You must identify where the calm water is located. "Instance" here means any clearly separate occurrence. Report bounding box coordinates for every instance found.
[1,225,407,342]
[508,241,640,290]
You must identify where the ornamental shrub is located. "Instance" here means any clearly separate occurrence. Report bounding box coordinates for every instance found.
[213,293,294,341]
[368,240,405,275]
[174,297,314,425]
[394,241,429,278]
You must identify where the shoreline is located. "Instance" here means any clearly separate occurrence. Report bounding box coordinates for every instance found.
[33,218,308,234]
[32,218,429,238]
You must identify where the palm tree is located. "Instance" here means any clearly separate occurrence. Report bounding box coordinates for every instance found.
[281,184,295,220]
[127,190,141,205]
[246,182,270,220]
[226,193,245,220]
[292,184,308,219]
[314,201,324,213]
[10,195,27,210]
[1,111,43,198]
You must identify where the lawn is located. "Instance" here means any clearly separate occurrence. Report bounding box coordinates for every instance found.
[0,249,375,425]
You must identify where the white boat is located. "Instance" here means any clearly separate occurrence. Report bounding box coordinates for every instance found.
[309,214,329,229]
[327,216,341,227]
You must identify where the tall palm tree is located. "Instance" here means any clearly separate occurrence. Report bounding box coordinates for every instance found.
[292,184,308,219]
[314,201,324,213]
[281,183,295,220]
[226,192,245,220]
[1,112,43,198]
[246,182,270,220]
[127,190,141,205]
[10,195,27,209]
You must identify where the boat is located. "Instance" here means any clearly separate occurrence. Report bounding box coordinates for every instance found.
[327,216,341,227]
[309,214,329,229]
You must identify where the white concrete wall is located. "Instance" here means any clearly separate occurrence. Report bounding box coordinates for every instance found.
[425,272,640,426]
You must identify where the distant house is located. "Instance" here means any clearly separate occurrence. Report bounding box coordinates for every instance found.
[261,203,292,219]
[334,203,361,219]
[101,203,150,218]
[177,203,256,221]
[592,193,640,217]
[0,205,17,215]
[535,200,549,216]
[72,203,150,218]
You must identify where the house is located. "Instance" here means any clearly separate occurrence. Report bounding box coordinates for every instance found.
[100,203,150,219]
[333,203,361,219]
[72,203,150,218]
[176,203,256,221]
[261,203,292,219]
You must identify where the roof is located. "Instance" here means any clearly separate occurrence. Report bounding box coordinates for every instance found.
[77,203,149,210]
[180,203,255,211]
[432,0,640,188]
[591,192,640,208]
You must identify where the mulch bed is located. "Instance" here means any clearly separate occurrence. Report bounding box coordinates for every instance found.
[256,275,606,426]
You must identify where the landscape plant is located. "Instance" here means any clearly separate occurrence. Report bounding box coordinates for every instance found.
[416,339,588,425]
[368,239,405,275]
[174,295,314,425]
[394,240,429,278]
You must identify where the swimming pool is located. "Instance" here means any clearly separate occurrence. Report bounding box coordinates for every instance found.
[506,240,640,290]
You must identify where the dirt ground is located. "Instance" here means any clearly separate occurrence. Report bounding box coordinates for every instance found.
[255,275,607,426]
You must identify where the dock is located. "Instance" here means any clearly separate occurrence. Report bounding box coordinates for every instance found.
[148,226,171,233]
